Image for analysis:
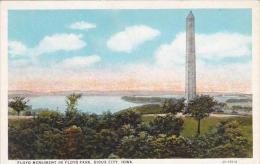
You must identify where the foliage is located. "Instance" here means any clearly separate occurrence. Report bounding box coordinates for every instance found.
[149,114,184,136]
[163,98,185,114]
[65,93,82,114]
[130,104,164,114]
[115,110,142,128]
[8,96,29,116]
[191,120,251,158]
[9,110,252,159]
[188,95,217,134]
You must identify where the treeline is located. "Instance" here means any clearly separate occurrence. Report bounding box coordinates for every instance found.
[226,98,252,103]
[121,96,172,103]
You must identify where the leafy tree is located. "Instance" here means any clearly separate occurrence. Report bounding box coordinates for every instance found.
[37,110,63,129]
[163,98,185,115]
[116,131,154,158]
[191,120,251,158]
[65,93,82,113]
[117,124,136,137]
[34,128,66,159]
[150,114,184,136]
[188,95,217,135]
[8,96,29,116]
[65,93,82,125]
[8,119,38,159]
[92,129,119,158]
[98,111,117,130]
[152,135,193,158]
[209,120,250,158]
[115,110,142,128]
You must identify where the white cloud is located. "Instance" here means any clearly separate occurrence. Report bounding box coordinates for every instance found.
[8,32,252,93]
[57,55,101,69]
[155,32,251,68]
[155,33,185,68]
[9,33,86,57]
[33,33,86,56]
[8,41,28,56]
[197,33,251,59]
[69,21,96,30]
[107,25,160,53]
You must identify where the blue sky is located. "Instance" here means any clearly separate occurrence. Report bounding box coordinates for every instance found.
[8,9,252,93]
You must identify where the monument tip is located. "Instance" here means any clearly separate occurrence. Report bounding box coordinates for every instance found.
[187,11,194,19]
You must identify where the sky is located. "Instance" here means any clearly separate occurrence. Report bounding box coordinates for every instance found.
[8,9,252,93]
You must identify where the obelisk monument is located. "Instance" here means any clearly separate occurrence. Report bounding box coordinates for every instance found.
[185,11,196,102]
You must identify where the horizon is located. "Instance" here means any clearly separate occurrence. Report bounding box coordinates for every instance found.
[8,89,251,95]
[8,9,252,94]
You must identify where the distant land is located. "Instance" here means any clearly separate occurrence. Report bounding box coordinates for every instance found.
[8,90,252,97]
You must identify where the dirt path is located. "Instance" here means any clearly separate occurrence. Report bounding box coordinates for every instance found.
[8,116,34,120]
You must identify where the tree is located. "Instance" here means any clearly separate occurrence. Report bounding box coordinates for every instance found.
[116,131,154,158]
[149,114,184,136]
[163,98,185,115]
[153,135,193,158]
[8,96,29,116]
[188,95,217,135]
[231,105,241,114]
[115,110,142,128]
[65,93,82,113]
[191,120,251,158]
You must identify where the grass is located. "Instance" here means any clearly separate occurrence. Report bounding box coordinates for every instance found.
[133,104,164,114]
[119,104,164,114]
[181,117,224,137]
[141,115,156,123]
[141,115,252,141]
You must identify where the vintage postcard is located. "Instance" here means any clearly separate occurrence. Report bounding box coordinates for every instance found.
[0,1,260,164]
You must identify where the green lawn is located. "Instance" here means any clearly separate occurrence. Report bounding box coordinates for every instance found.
[141,115,252,141]
[181,117,225,137]
[119,104,164,114]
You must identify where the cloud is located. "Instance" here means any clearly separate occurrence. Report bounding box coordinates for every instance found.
[153,32,251,93]
[8,32,252,94]
[155,32,251,68]
[34,33,86,56]
[196,62,251,93]
[69,21,96,30]
[9,33,86,57]
[8,41,28,56]
[56,55,101,69]
[155,33,185,68]
[9,61,251,93]
[107,25,160,53]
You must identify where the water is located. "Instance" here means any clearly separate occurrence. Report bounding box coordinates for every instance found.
[28,95,251,114]
[28,96,148,114]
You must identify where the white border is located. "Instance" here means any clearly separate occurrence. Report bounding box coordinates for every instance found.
[1,1,259,164]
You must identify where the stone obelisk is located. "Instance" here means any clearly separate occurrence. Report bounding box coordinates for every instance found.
[185,11,196,102]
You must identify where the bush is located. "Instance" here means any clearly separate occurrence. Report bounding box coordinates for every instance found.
[149,114,184,136]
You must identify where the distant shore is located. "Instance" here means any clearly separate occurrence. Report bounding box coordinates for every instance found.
[8,90,252,97]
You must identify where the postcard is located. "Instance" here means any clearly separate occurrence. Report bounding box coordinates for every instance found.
[0,1,259,164]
